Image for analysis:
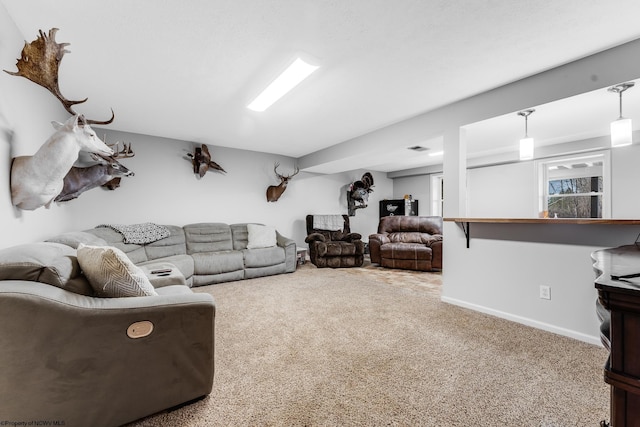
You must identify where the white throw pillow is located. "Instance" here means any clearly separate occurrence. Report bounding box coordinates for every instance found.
[246,224,277,249]
[76,244,158,297]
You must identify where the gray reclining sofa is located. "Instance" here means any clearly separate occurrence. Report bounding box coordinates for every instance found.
[71,222,297,287]
[0,222,295,426]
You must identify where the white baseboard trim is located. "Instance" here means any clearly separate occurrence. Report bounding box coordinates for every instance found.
[441,296,603,347]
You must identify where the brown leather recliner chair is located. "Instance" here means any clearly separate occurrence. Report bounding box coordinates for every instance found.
[368,216,442,271]
[305,214,365,268]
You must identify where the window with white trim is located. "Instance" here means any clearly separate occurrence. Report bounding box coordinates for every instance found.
[538,152,610,219]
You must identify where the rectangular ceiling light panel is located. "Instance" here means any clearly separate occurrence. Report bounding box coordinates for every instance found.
[247,58,319,112]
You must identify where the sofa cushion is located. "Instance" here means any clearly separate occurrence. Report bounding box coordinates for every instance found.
[230,223,250,250]
[77,244,157,297]
[184,223,233,253]
[387,232,436,244]
[193,270,244,286]
[192,250,244,275]
[317,241,358,256]
[380,243,432,260]
[144,225,187,260]
[0,242,93,295]
[315,230,345,242]
[381,257,432,271]
[378,216,442,235]
[45,231,108,249]
[84,227,148,264]
[246,224,277,249]
[245,263,286,279]
[243,246,285,268]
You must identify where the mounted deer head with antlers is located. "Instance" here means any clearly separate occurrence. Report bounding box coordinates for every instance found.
[5,28,117,210]
[56,153,135,203]
[266,162,299,202]
[10,115,114,210]
[56,140,135,203]
[4,28,114,124]
[101,140,135,191]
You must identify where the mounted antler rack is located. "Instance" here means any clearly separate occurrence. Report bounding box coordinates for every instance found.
[3,28,114,125]
[109,141,135,158]
[266,162,299,202]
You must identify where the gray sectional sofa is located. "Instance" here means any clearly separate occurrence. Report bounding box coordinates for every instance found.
[45,222,297,287]
[0,221,296,427]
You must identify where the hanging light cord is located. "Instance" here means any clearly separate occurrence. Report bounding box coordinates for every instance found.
[517,109,535,137]
[608,82,635,119]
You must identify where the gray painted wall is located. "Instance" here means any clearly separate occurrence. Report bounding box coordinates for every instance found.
[372,40,640,344]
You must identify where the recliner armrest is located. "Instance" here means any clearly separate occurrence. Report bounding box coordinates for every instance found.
[428,234,443,244]
[343,232,362,242]
[367,233,390,264]
[0,280,215,427]
[305,232,326,243]
[276,231,296,249]
[276,231,297,273]
[368,233,390,245]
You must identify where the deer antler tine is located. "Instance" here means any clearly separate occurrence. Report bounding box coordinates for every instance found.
[110,141,134,158]
[4,28,114,125]
[83,109,115,126]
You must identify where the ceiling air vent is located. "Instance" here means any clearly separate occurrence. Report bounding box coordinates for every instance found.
[407,145,429,152]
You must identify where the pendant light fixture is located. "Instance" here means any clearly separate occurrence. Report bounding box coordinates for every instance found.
[608,82,635,147]
[517,109,535,160]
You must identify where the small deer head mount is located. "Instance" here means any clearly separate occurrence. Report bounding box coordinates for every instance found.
[347,172,374,216]
[266,162,299,202]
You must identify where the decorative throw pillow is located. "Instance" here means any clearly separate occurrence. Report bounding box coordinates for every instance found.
[76,244,157,297]
[246,224,277,249]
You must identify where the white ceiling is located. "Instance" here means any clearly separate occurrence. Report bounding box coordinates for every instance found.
[4,0,640,173]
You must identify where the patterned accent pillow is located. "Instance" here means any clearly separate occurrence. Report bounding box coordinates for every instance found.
[246,224,277,249]
[77,244,157,297]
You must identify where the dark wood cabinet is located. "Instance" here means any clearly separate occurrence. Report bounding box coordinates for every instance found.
[593,245,640,427]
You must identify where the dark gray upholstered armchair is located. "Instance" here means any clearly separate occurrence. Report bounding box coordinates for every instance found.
[305,214,365,268]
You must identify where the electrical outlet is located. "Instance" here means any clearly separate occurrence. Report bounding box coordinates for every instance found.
[539,285,551,300]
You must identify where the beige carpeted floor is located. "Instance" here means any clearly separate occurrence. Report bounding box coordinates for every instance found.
[127,259,609,427]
